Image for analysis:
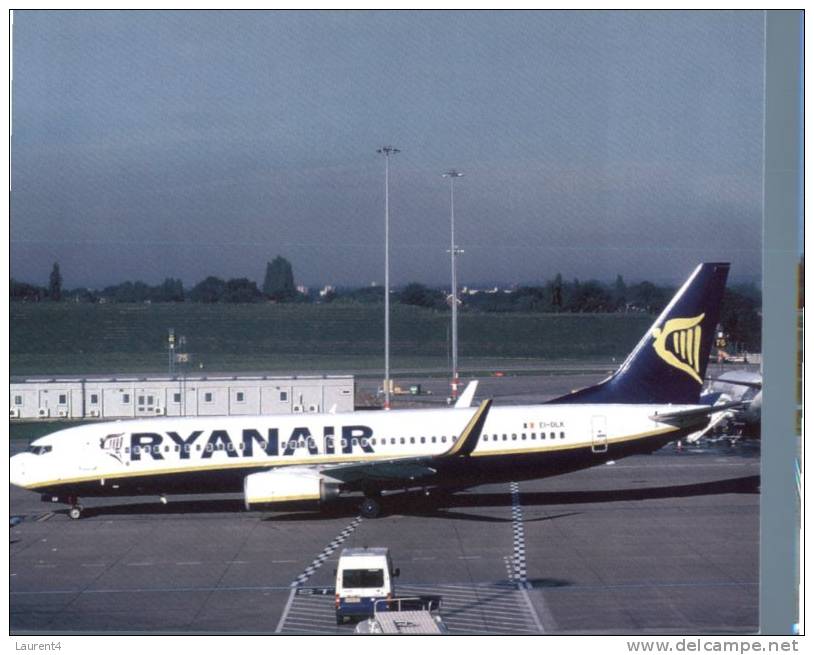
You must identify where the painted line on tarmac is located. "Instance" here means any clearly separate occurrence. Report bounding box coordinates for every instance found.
[290,516,363,588]
[275,515,363,633]
[510,481,545,634]
[10,580,755,597]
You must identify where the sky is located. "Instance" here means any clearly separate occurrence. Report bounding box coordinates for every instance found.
[11,10,766,290]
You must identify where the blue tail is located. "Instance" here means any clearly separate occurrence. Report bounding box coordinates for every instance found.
[550,263,730,405]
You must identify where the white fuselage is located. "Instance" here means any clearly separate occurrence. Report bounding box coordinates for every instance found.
[11,402,692,495]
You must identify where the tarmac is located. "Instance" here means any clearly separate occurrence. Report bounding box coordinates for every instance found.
[9,371,760,635]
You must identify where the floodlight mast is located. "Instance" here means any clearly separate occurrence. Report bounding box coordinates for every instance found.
[377,146,400,410]
[443,169,464,401]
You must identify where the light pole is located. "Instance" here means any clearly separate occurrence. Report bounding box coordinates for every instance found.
[378,146,400,410]
[443,169,464,401]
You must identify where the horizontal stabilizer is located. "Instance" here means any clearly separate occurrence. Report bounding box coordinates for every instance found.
[650,400,747,428]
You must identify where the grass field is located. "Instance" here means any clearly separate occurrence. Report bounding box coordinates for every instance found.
[10,302,654,376]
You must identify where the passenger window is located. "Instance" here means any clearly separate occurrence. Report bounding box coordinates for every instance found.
[280,391,288,402]
[420,437,426,444]
[550,432,555,439]
[522,434,526,440]
[531,433,536,439]
[431,437,436,443]
[410,437,415,444]
[560,432,565,439]
[122,394,130,404]
[400,437,405,445]
[441,436,447,443]
[164,445,170,452]
[503,434,508,441]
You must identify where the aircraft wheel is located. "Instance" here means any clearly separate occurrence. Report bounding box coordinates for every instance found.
[359,497,381,519]
[68,506,83,520]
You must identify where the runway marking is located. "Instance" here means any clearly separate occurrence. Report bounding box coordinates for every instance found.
[276,516,363,633]
[81,563,107,568]
[509,482,528,587]
[176,561,202,566]
[35,512,55,522]
[126,562,153,567]
[290,516,363,588]
[509,481,546,634]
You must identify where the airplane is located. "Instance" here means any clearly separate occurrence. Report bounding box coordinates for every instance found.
[10,263,735,520]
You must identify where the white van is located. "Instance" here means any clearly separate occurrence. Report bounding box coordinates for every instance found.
[335,547,400,624]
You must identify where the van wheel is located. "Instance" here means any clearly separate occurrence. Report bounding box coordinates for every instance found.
[359,497,381,519]
[68,506,83,520]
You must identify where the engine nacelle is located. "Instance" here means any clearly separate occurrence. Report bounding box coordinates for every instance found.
[244,468,341,510]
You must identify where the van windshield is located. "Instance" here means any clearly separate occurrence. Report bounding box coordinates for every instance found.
[342,568,384,589]
[27,445,53,455]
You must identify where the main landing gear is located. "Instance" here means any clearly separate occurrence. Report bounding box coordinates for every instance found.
[66,496,83,520]
[359,490,382,519]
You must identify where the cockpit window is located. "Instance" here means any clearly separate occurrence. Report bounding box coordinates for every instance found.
[27,445,53,455]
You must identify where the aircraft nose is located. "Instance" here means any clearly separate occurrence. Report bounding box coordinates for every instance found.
[9,454,28,488]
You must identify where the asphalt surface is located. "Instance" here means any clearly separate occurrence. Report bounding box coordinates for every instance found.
[9,371,761,635]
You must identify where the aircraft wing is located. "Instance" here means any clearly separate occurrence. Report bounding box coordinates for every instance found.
[316,399,493,485]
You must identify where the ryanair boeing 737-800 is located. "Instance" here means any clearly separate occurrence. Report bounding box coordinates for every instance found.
[10,263,738,519]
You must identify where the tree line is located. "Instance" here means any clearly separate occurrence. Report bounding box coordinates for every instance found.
[10,259,762,351]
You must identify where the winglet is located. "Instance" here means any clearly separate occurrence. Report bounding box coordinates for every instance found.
[442,399,492,458]
[454,380,479,408]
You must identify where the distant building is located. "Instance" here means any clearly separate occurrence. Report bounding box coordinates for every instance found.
[10,374,354,421]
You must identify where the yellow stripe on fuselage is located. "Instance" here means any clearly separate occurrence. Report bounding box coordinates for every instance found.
[21,425,679,490]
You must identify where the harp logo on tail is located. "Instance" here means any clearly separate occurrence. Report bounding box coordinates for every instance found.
[650,313,705,384]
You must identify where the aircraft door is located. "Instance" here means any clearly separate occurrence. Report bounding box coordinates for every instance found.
[591,416,608,453]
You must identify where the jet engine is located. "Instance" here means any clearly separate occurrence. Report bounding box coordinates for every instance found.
[243,468,341,510]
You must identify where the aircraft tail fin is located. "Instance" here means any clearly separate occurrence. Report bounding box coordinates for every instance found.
[551,263,730,405]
